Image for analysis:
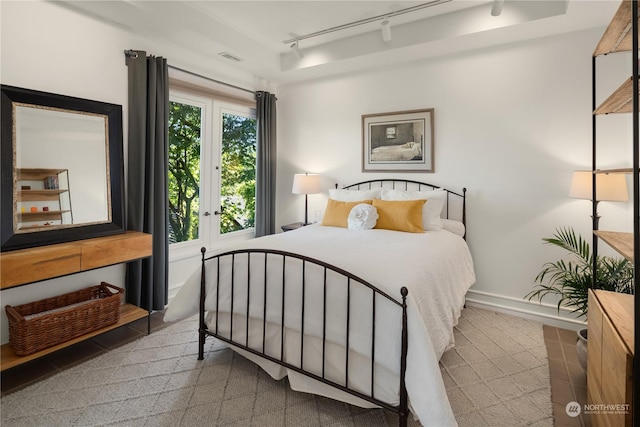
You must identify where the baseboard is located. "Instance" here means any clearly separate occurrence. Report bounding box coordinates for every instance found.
[465,289,587,331]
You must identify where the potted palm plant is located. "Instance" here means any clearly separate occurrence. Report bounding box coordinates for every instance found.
[526,227,633,370]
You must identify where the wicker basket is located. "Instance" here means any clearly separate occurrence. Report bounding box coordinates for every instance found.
[5,282,123,356]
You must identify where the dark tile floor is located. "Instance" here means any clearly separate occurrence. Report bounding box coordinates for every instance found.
[2,314,588,426]
[543,325,591,427]
[1,311,170,396]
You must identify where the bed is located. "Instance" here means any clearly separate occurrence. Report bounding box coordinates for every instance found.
[165,179,475,427]
[370,142,422,161]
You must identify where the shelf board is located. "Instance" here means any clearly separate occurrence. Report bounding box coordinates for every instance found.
[593,0,639,56]
[0,304,148,371]
[594,77,640,115]
[18,223,70,231]
[595,168,633,174]
[17,168,67,181]
[18,189,68,202]
[594,230,634,261]
[18,210,69,220]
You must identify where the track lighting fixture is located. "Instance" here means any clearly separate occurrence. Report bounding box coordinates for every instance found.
[283,0,450,46]
[491,0,504,16]
[381,19,392,42]
[290,41,304,59]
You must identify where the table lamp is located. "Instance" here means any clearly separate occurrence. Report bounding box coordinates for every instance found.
[569,170,628,228]
[292,173,321,225]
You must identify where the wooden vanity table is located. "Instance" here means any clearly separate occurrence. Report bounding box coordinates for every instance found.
[0,231,152,371]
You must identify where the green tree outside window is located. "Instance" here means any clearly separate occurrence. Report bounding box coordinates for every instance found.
[168,103,256,242]
[168,101,201,243]
[220,112,256,234]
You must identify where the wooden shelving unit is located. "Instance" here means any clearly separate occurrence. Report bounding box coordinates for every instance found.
[591,0,639,262]
[16,168,72,229]
[590,1,639,424]
[0,231,152,371]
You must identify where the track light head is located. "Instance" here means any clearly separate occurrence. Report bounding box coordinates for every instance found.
[491,0,504,16]
[290,41,304,59]
[381,19,392,42]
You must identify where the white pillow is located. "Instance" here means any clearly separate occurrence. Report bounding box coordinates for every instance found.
[380,188,446,230]
[329,188,382,202]
[442,219,466,237]
[347,204,378,231]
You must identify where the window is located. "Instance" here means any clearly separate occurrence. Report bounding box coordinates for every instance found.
[220,110,257,234]
[168,91,256,254]
[168,99,203,244]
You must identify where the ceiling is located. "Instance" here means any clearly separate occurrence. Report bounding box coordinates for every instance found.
[54,1,619,88]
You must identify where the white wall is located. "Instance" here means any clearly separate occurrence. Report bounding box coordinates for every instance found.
[275,28,634,329]
[0,1,135,344]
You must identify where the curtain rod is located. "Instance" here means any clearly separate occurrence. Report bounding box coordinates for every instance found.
[124,50,258,96]
[168,65,255,95]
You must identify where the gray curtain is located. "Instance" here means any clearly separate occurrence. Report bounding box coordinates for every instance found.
[255,91,278,237]
[124,50,169,311]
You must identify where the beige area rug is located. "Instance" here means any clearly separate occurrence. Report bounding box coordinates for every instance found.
[0,307,552,427]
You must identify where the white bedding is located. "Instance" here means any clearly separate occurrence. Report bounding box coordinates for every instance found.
[371,141,422,161]
[165,224,475,426]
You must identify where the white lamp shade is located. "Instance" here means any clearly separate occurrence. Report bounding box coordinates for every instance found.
[292,173,321,195]
[569,170,629,202]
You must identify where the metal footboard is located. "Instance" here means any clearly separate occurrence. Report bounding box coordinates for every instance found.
[197,247,410,427]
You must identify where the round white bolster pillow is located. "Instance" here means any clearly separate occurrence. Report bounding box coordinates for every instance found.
[347,204,378,231]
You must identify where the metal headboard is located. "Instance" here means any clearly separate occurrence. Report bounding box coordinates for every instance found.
[338,179,467,234]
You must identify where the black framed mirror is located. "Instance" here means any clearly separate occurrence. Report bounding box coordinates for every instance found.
[1,85,125,252]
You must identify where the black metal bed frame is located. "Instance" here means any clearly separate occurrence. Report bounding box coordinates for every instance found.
[197,179,467,426]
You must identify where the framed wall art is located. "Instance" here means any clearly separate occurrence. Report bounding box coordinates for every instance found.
[362,109,434,172]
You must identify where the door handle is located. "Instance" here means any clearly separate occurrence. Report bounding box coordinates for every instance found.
[204,209,223,216]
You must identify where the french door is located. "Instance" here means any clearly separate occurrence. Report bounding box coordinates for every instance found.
[168,90,257,259]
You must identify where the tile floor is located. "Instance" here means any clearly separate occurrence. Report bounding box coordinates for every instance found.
[542,325,591,427]
[2,314,589,426]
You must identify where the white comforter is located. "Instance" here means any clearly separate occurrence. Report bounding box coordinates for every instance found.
[371,141,422,161]
[166,224,475,426]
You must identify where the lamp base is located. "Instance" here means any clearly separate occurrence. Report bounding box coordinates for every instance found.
[281,222,308,232]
